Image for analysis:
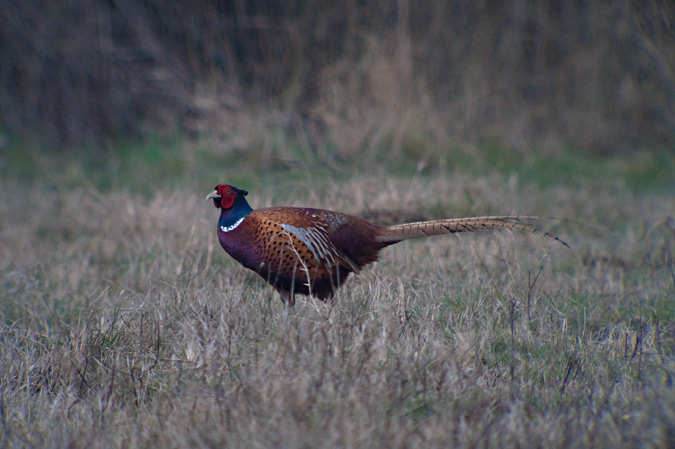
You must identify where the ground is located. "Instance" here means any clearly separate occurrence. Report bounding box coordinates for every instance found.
[1,140,674,448]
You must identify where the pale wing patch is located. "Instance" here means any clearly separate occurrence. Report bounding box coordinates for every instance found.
[279,223,360,273]
[220,217,245,233]
[280,224,335,263]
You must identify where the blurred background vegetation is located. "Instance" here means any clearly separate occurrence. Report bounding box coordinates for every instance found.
[1,0,673,158]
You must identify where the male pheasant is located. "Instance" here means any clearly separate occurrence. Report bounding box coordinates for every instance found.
[207,184,564,305]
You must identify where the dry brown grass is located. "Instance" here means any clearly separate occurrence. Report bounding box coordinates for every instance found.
[2,167,675,448]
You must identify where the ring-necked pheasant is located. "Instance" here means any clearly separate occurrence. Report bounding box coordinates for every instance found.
[207,184,565,305]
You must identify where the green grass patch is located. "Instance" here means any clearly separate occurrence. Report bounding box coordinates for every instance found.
[451,140,675,193]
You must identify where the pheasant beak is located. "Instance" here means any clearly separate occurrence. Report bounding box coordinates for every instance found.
[206,190,221,201]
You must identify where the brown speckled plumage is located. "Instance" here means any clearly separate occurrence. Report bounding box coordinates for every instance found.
[207,184,566,305]
[230,207,384,304]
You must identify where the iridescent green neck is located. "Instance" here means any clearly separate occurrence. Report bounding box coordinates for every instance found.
[218,197,253,232]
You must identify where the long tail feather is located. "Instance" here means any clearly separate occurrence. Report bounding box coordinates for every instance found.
[375,216,569,248]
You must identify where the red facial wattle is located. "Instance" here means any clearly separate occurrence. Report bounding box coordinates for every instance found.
[220,194,235,209]
[217,184,236,209]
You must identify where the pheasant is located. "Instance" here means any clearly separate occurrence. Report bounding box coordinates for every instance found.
[207,184,565,305]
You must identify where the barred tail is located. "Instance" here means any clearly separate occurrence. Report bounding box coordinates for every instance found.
[375,216,569,247]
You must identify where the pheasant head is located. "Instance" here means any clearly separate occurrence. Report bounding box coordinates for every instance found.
[206,184,253,232]
[206,184,249,209]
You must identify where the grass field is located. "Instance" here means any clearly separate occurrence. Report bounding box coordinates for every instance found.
[1,140,675,448]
